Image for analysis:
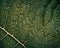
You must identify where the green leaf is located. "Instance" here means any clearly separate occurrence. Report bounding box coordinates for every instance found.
[0,0,60,48]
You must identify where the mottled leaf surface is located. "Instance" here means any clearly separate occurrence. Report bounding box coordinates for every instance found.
[0,0,60,48]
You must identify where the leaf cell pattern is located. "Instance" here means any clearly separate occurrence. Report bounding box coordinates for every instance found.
[0,0,60,48]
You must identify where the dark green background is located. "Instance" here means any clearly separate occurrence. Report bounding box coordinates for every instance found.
[0,0,60,48]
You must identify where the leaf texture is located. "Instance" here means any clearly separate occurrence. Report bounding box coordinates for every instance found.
[0,0,60,48]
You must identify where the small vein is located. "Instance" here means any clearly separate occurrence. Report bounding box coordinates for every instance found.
[13,43,19,48]
[0,34,8,41]
[0,26,27,48]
